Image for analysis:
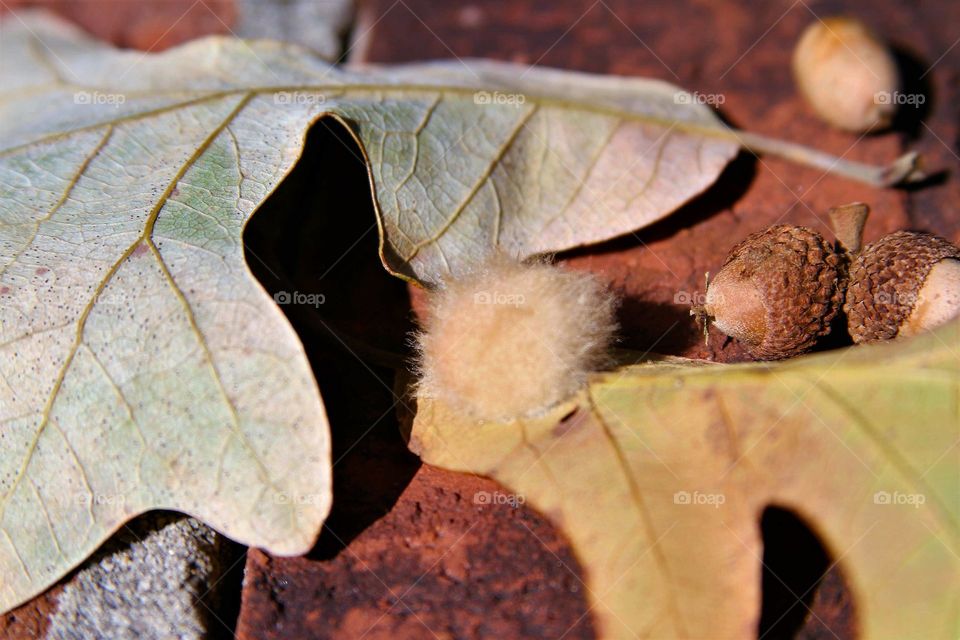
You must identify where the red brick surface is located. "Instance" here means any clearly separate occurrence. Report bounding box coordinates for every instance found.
[2,0,235,50]
[3,0,956,637]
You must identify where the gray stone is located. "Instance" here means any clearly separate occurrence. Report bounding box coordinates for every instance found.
[45,513,239,640]
[235,0,355,61]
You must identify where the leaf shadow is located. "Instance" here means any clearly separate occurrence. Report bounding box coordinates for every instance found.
[613,298,705,356]
[889,44,934,140]
[241,117,598,639]
[559,151,758,357]
[243,115,421,559]
[758,506,859,640]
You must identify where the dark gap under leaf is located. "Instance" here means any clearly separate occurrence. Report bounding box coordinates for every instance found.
[244,115,420,557]
[758,505,858,640]
[241,116,597,639]
[557,151,758,360]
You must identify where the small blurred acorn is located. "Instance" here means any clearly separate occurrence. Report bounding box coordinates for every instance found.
[845,231,960,342]
[792,16,899,132]
[414,256,618,421]
[696,225,844,360]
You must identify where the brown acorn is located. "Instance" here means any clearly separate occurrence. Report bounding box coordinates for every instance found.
[844,231,960,343]
[698,225,844,359]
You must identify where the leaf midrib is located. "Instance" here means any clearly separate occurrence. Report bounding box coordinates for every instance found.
[0,82,733,158]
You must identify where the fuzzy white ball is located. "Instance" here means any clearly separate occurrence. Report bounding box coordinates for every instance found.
[415,258,618,421]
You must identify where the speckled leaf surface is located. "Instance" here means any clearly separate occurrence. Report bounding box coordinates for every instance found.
[408,324,960,639]
[0,15,344,612]
[0,11,743,612]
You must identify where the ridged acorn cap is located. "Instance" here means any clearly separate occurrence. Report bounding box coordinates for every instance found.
[703,225,844,359]
[845,231,960,343]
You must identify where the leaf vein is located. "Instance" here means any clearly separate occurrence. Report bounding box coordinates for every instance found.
[403,103,540,263]
[0,125,113,282]
[586,388,687,638]
[812,378,960,541]
[0,92,253,524]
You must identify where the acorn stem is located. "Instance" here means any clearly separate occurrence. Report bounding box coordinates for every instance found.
[689,305,711,346]
[689,271,712,347]
[730,130,925,187]
[828,202,870,253]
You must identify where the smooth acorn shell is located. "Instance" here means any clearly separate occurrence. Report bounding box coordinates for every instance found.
[793,17,899,132]
[899,259,960,336]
